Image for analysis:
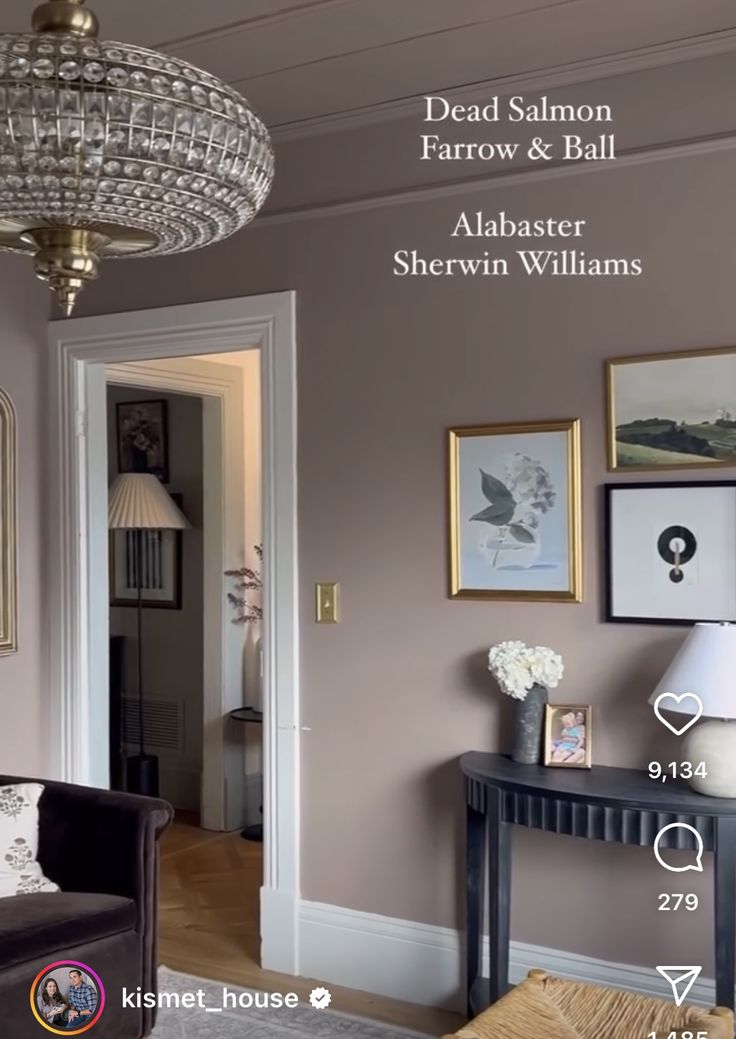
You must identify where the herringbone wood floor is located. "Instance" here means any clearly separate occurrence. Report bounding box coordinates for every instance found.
[159,817,463,1036]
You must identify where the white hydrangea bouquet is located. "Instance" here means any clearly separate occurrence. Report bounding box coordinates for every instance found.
[487,640,563,701]
[488,640,564,764]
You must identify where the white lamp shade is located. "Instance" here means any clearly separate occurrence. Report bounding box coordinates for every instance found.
[109,473,190,530]
[649,622,736,719]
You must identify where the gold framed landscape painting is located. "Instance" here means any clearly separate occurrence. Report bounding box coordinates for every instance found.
[448,419,582,602]
[607,346,736,471]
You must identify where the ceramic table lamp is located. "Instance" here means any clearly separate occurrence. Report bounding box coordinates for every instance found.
[649,622,736,797]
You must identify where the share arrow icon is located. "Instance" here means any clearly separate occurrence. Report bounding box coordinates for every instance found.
[656,966,702,1007]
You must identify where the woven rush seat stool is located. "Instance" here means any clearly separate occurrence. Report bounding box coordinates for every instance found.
[444,971,734,1039]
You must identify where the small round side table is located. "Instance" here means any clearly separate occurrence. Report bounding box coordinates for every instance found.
[229,706,263,841]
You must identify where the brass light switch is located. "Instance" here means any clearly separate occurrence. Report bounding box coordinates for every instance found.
[316,582,339,623]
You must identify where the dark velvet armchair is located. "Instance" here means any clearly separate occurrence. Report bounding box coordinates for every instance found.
[0,775,173,1039]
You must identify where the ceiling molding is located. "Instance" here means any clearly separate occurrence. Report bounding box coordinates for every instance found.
[210,8,583,95]
[264,26,736,142]
[155,0,358,53]
[256,128,736,226]
[159,0,579,56]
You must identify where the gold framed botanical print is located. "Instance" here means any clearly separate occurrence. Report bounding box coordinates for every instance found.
[448,419,582,602]
[0,387,17,655]
[607,345,736,471]
[544,705,592,768]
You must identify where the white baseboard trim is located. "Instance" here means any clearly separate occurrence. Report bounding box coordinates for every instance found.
[299,901,461,1009]
[298,900,720,1012]
[261,887,299,976]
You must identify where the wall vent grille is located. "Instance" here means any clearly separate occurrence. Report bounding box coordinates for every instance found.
[122,696,183,751]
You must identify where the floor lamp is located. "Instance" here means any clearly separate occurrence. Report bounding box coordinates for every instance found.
[109,473,190,797]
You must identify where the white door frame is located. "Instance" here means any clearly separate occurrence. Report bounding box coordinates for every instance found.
[47,293,299,974]
[106,357,248,833]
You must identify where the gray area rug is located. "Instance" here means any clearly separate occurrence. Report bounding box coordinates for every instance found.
[154,967,434,1039]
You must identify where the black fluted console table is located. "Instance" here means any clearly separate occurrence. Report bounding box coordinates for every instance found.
[461,752,736,1017]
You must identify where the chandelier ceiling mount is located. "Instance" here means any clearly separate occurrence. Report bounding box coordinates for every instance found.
[32,1,99,39]
[0,0,274,314]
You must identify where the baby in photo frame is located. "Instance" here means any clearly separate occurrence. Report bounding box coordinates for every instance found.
[550,711,587,764]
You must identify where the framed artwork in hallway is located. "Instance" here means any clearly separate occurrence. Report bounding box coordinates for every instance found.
[448,419,582,602]
[110,495,183,610]
[116,398,170,483]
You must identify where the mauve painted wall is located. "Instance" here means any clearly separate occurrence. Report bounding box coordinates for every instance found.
[0,257,50,775]
[0,48,730,973]
[67,144,736,972]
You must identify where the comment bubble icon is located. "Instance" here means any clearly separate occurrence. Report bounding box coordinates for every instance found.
[653,823,704,873]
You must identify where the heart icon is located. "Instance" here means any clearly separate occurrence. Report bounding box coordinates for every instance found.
[653,692,703,736]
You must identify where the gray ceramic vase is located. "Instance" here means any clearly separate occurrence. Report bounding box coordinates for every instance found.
[511,683,548,765]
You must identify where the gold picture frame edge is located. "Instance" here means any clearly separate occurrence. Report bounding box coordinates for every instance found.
[448,419,582,602]
[0,386,18,656]
[543,703,592,769]
[606,344,736,473]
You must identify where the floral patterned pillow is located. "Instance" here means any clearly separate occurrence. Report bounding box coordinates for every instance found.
[0,784,59,897]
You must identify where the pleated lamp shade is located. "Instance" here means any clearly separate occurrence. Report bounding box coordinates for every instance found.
[109,473,190,530]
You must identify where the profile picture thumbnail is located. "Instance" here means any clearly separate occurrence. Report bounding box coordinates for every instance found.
[30,961,105,1034]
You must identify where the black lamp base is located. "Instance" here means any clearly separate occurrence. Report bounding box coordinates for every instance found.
[126,754,159,797]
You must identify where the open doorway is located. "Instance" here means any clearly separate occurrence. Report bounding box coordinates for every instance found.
[104,353,263,838]
[47,294,299,977]
[103,350,266,980]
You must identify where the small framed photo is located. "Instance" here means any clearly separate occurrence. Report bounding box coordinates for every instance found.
[605,481,736,625]
[116,399,169,483]
[606,346,736,471]
[448,420,582,602]
[544,705,592,768]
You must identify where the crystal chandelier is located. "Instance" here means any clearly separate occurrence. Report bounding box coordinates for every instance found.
[0,0,274,314]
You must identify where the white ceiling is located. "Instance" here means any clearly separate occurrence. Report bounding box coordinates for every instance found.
[4,0,736,133]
